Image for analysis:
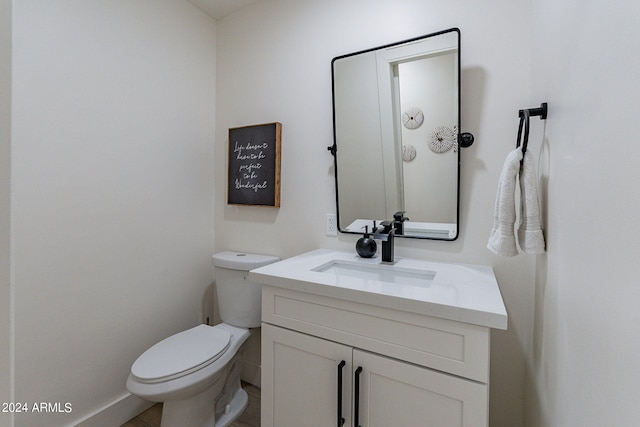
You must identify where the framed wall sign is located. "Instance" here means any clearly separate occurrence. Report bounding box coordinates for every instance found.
[227,122,281,207]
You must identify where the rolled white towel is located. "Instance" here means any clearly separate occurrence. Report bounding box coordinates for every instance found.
[518,150,546,253]
[487,148,523,257]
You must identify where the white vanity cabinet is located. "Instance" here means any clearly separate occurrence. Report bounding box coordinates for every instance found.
[260,286,490,427]
[250,249,508,427]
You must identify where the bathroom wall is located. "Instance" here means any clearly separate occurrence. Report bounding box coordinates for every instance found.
[0,1,11,426]
[216,1,533,425]
[9,1,216,425]
[526,1,640,426]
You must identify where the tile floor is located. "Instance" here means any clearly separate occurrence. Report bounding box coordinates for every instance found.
[121,383,261,427]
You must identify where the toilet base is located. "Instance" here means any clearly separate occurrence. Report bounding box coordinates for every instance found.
[159,385,248,427]
[159,352,247,427]
[214,388,248,427]
[160,388,249,427]
[160,371,223,427]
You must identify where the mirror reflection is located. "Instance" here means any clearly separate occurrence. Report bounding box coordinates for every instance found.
[331,28,460,240]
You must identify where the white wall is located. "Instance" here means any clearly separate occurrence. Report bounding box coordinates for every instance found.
[216,1,532,426]
[0,1,12,426]
[526,1,640,426]
[9,1,216,425]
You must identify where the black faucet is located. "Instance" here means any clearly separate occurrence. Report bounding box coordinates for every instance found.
[372,221,395,263]
[393,211,409,235]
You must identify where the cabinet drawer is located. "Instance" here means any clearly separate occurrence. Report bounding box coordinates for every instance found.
[262,285,490,382]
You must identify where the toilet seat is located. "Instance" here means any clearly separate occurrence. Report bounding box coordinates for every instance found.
[131,325,231,384]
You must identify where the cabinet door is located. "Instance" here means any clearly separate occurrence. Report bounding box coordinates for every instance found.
[262,323,352,427]
[353,350,487,427]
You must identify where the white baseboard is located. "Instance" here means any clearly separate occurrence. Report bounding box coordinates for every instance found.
[72,393,153,427]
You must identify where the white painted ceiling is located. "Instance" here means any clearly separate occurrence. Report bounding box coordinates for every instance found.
[188,0,260,20]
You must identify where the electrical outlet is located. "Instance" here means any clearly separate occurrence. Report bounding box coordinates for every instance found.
[326,213,338,236]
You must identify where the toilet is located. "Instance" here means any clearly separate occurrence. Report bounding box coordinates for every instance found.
[126,251,279,427]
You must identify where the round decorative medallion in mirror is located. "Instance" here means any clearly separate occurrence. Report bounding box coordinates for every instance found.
[428,126,456,153]
[402,107,424,129]
[402,145,417,162]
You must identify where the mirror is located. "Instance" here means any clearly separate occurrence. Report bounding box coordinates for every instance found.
[331,28,460,240]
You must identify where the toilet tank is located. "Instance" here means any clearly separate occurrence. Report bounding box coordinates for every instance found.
[212,251,280,328]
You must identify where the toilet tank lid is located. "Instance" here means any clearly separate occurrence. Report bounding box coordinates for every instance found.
[212,251,280,270]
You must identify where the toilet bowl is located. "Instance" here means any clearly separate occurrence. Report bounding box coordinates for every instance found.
[126,251,279,427]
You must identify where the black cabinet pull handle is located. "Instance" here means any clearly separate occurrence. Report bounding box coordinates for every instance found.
[337,360,346,427]
[354,366,363,427]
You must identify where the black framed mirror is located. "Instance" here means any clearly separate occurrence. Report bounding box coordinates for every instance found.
[330,28,461,240]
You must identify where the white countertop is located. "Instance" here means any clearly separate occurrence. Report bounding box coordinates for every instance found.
[249,249,507,330]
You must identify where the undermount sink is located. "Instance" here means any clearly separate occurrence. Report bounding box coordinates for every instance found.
[312,259,436,287]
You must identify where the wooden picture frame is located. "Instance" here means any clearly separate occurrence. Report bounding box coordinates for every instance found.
[227,122,281,207]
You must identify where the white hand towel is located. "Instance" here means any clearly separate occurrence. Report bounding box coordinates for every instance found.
[487,149,523,257]
[518,151,546,253]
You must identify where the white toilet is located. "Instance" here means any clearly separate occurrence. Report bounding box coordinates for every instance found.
[126,251,279,427]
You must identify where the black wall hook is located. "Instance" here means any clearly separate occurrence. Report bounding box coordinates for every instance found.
[519,102,548,120]
[516,103,548,159]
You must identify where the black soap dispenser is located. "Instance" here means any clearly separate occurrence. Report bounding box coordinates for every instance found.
[356,225,377,258]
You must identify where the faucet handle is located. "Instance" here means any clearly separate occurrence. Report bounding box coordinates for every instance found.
[393,211,409,221]
[378,221,394,233]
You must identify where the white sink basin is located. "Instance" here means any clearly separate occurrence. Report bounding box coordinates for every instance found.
[312,260,436,287]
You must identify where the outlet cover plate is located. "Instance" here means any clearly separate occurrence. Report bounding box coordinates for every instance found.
[326,213,337,236]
